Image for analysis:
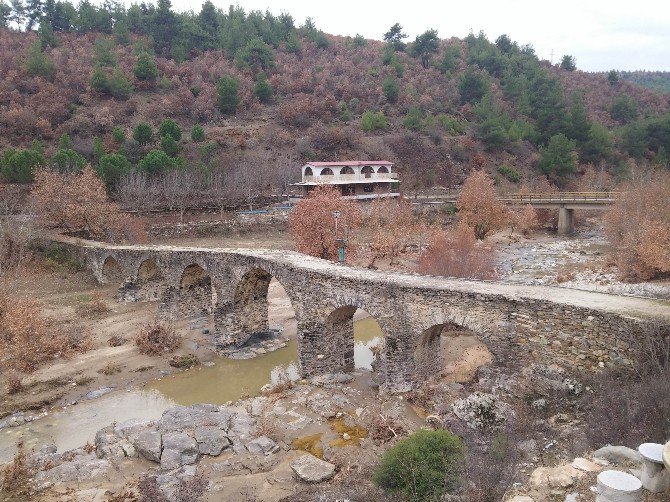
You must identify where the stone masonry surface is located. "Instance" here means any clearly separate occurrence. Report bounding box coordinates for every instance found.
[55,237,670,393]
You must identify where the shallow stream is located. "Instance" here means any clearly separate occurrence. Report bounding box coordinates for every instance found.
[0,317,383,463]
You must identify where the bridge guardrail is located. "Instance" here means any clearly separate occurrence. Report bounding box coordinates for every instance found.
[507,192,619,203]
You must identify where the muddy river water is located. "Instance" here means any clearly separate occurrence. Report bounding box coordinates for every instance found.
[0,317,383,462]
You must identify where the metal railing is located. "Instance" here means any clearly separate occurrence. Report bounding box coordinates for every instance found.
[506,191,619,203]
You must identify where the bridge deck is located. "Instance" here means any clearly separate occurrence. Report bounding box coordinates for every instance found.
[68,238,670,322]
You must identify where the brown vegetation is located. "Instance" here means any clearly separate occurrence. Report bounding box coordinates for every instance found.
[31,165,144,241]
[364,198,422,267]
[604,171,670,280]
[1,441,33,500]
[288,185,362,261]
[416,221,497,280]
[0,291,91,373]
[135,321,182,356]
[456,170,508,239]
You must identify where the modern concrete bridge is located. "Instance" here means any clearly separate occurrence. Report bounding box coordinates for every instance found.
[411,192,617,235]
[504,192,617,234]
[57,237,668,393]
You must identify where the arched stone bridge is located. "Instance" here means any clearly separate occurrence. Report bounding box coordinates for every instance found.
[58,238,670,393]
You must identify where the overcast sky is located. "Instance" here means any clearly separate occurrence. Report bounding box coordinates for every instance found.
[146,0,670,72]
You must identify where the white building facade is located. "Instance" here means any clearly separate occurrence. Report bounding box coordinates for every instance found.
[294,161,400,200]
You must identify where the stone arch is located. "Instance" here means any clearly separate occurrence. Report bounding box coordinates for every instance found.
[304,166,313,176]
[178,263,214,316]
[216,266,298,347]
[102,255,123,284]
[340,166,355,175]
[132,258,165,301]
[377,165,389,173]
[311,302,387,374]
[414,322,493,384]
[361,166,374,178]
[320,167,334,176]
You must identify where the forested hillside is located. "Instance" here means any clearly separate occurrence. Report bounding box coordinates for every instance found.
[618,71,670,94]
[1,0,670,207]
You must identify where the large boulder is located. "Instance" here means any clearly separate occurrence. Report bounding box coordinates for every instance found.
[161,432,199,470]
[133,430,163,463]
[451,392,513,430]
[246,436,279,455]
[194,426,230,456]
[523,364,583,396]
[290,454,336,483]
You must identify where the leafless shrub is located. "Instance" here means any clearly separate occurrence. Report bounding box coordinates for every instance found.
[0,216,36,274]
[369,413,406,445]
[262,367,293,396]
[6,373,23,394]
[98,363,123,375]
[108,335,127,347]
[137,472,207,502]
[0,291,91,373]
[253,415,278,440]
[1,441,33,499]
[135,321,182,356]
[582,322,670,448]
[75,291,110,318]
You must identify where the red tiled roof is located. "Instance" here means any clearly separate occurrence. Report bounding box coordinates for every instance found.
[304,161,393,167]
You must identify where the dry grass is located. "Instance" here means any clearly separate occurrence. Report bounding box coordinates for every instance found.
[75,291,110,318]
[1,441,33,500]
[135,321,182,356]
[98,363,123,375]
[108,335,127,347]
[0,291,91,373]
[6,374,23,395]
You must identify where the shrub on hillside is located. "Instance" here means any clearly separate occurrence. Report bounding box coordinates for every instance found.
[135,321,182,356]
[191,124,205,142]
[360,110,387,132]
[372,429,463,501]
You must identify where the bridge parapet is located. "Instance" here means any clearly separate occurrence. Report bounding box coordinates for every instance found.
[53,237,670,393]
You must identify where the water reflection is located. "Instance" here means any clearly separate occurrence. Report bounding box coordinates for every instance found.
[0,318,384,463]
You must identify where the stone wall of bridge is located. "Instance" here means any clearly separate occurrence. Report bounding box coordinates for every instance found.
[55,239,667,393]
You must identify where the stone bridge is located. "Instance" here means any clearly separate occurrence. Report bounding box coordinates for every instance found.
[58,238,670,393]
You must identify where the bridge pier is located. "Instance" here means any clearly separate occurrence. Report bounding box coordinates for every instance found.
[557,207,575,235]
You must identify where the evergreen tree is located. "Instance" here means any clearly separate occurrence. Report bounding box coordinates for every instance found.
[158,119,182,141]
[403,107,422,131]
[216,75,240,114]
[9,0,26,30]
[560,54,576,71]
[133,123,153,145]
[0,1,11,27]
[161,135,178,156]
[90,66,109,93]
[58,133,72,149]
[410,29,439,68]
[151,0,179,56]
[568,95,591,146]
[607,69,619,86]
[92,137,105,160]
[254,72,273,103]
[93,36,116,66]
[191,124,205,142]
[133,51,158,82]
[236,37,274,73]
[458,68,489,104]
[382,76,400,103]
[112,127,126,143]
[24,0,41,30]
[383,22,407,52]
[538,133,577,177]
[96,153,131,191]
[108,67,133,99]
[25,41,55,79]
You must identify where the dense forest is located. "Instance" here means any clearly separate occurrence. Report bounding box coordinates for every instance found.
[618,71,670,94]
[1,0,670,205]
